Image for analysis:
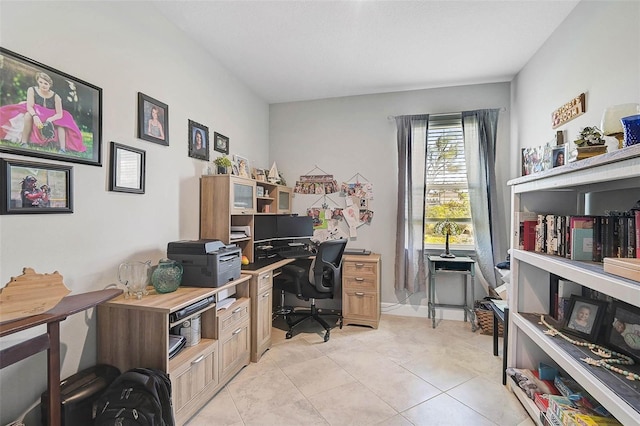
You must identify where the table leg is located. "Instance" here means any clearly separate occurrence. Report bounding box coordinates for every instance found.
[503,307,509,385]
[470,273,476,331]
[463,274,468,323]
[492,311,499,356]
[47,321,61,426]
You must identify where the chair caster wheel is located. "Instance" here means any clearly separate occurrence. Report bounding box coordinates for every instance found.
[323,332,330,342]
[286,332,293,339]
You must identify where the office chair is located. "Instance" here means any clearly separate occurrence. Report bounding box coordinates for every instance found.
[273,238,347,342]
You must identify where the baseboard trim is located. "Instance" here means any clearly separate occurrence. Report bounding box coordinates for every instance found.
[380,303,467,321]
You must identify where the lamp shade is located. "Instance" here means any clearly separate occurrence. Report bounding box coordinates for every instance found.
[601,103,640,136]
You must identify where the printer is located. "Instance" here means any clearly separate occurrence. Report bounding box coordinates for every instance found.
[167,240,241,288]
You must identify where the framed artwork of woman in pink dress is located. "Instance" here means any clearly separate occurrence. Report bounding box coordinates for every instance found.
[0,48,102,166]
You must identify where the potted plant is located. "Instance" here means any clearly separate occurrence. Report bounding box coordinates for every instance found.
[213,156,232,174]
[574,126,607,160]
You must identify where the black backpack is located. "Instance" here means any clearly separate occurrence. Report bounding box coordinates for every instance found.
[93,368,174,426]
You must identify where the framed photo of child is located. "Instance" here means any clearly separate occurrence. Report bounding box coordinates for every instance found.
[561,295,607,341]
[606,301,640,362]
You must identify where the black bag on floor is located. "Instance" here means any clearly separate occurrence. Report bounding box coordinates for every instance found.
[41,364,121,426]
[93,368,174,426]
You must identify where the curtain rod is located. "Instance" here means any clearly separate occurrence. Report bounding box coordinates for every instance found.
[387,107,507,120]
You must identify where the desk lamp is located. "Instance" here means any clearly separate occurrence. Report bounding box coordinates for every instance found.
[600,103,640,149]
[434,219,461,258]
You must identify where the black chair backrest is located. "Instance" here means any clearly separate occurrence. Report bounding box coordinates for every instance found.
[311,239,347,293]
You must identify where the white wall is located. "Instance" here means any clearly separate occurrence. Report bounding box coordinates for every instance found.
[511,0,640,176]
[270,83,512,309]
[0,2,269,423]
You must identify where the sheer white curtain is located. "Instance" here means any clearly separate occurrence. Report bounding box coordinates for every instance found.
[462,109,501,288]
[395,115,429,292]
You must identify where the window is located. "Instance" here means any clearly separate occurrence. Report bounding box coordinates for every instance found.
[424,114,474,247]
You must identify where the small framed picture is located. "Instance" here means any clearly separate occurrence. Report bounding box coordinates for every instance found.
[0,158,73,214]
[188,120,209,161]
[552,145,566,168]
[255,169,266,182]
[138,92,168,146]
[561,295,608,341]
[606,301,640,363]
[214,132,229,154]
[109,142,145,194]
[234,155,250,178]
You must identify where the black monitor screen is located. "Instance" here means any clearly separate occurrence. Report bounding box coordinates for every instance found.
[276,215,314,239]
[254,215,278,242]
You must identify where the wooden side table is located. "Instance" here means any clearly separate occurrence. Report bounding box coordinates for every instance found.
[0,288,122,426]
[427,255,476,330]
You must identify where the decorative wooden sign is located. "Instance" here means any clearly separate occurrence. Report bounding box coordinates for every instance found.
[551,93,587,129]
[552,93,586,129]
[0,268,71,323]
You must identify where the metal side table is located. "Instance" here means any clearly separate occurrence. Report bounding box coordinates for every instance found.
[427,255,476,330]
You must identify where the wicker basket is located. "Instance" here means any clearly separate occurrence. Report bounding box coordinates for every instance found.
[475,307,504,336]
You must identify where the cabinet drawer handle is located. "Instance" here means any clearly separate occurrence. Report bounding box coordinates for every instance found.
[263,292,270,298]
[262,274,270,280]
[355,277,365,281]
[355,263,365,267]
[233,328,242,335]
[232,307,243,314]
[355,292,365,296]
[191,355,205,365]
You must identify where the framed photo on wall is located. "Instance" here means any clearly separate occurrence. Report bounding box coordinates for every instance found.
[138,92,168,146]
[0,47,102,166]
[214,132,229,154]
[188,120,209,161]
[0,158,73,214]
[109,142,145,194]
[561,295,608,341]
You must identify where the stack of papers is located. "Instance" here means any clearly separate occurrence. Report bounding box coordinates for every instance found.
[492,299,508,312]
[217,297,236,311]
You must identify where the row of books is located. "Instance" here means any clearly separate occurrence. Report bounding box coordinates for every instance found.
[516,210,640,261]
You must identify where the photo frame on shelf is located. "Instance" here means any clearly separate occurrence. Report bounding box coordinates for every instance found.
[233,154,250,178]
[109,142,145,194]
[0,158,73,214]
[137,92,168,146]
[188,120,209,161]
[561,295,608,341]
[606,300,640,363]
[0,47,102,166]
[552,145,566,168]
[213,132,229,154]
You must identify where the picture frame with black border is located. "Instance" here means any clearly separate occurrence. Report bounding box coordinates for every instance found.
[0,158,73,214]
[561,295,608,342]
[109,142,145,194]
[606,300,640,363]
[188,120,209,161]
[214,132,229,154]
[137,92,168,146]
[0,47,102,166]
[552,145,566,168]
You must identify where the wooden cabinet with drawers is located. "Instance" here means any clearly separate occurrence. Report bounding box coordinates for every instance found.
[97,276,251,426]
[342,253,381,328]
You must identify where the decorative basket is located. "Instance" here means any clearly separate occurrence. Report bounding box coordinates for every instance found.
[474,303,504,337]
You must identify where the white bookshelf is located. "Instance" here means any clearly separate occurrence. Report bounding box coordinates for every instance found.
[507,145,640,425]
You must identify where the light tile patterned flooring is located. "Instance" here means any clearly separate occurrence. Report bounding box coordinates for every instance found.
[186,314,534,426]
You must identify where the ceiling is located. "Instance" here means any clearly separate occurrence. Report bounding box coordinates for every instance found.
[154,0,580,104]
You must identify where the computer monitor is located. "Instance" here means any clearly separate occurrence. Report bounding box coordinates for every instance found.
[254,215,278,242]
[276,215,313,240]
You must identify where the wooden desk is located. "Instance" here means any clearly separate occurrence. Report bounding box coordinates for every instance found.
[0,289,122,426]
[427,255,476,330]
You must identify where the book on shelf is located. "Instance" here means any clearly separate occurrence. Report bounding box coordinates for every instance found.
[515,211,538,250]
[535,214,547,253]
[571,228,593,261]
[636,210,640,259]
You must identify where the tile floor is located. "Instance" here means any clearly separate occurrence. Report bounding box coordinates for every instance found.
[186,314,534,426]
